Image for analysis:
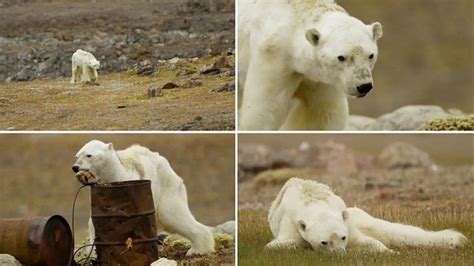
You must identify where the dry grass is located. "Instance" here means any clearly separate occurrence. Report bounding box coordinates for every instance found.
[0,57,235,130]
[238,203,474,266]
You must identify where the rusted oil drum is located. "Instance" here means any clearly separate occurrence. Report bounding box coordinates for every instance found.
[0,215,73,266]
[91,180,158,265]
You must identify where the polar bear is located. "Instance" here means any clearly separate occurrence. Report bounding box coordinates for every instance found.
[72,140,215,256]
[267,178,468,252]
[238,0,383,130]
[266,178,350,251]
[70,49,100,84]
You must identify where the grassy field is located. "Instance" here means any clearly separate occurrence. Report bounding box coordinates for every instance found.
[239,203,474,266]
[0,56,234,130]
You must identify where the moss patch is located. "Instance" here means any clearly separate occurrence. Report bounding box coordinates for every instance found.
[419,115,474,131]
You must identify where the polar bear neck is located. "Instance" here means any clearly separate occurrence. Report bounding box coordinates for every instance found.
[98,150,135,182]
[289,0,347,23]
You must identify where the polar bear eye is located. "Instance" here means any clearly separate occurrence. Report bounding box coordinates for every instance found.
[321,241,328,245]
[341,236,346,241]
[86,154,92,158]
[369,54,374,59]
[337,56,346,62]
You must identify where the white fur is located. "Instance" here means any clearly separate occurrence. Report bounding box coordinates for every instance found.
[266,178,349,251]
[267,178,468,252]
[74,140,215,256]
[70,49,100,84]
[238,0,382,130]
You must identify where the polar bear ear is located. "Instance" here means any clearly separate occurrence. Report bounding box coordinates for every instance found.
[305,28,321,46]
[297,220,306,231]
[370,22,383,41]
[342,210,349,221]
[107,143,114,150]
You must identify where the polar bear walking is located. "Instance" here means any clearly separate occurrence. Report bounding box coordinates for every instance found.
[238,0,383,130]
[72,140,215,256]
[70,49,100,84]
[267,178,468,252]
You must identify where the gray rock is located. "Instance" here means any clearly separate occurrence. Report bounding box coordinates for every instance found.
[0,254,21,266]
[211,220,235,238]
[377,142,434,169]
[345,115,376,130]
[372,105,450,130]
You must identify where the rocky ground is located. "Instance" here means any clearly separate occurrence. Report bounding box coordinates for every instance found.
[0,0,235,130]
[0,0,234,81]
[239,139,474,208]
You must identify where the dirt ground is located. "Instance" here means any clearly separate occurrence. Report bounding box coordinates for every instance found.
[0,0,235,130]
[238,134,474,265]
[0,56,235,130]
[0,134,235,264]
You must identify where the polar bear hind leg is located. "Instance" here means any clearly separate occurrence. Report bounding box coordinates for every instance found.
[161,201,215,255]
[348,207,468,249]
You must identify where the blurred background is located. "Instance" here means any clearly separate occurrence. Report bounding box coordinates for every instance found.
[339,0,473,116]
[0,134,235,240]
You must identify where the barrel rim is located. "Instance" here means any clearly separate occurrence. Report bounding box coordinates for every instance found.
[42,215,74,266]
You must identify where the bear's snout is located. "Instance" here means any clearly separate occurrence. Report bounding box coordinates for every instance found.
[356,83,373,95]
[72,165,80,173]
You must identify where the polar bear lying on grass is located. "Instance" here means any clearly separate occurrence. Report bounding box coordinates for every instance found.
[72,140,215,256]
[70,49,100,84]
[266,178,468,252]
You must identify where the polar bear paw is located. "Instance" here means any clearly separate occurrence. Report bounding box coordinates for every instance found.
[265,239,299,250]
[185,247,207,256]
[76,170,98,185]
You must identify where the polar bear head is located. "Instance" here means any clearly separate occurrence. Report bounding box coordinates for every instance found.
[296,208,349,252]
[87,58,100,70]
[303,12,383,98]
[72,140,115,184]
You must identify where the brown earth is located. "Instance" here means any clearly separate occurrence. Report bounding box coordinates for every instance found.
[0,56,235,130]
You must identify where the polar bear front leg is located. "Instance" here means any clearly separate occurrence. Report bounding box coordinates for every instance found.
[265,215,306,249]
[239,57,303,130]
[281,80,349,130]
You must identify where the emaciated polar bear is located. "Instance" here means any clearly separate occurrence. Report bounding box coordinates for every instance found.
[267,178,468,252]
[72,140,215,256]
[70,49,100,84]
[239,0,383,130]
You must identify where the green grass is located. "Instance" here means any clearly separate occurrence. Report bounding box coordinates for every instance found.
[238,204,474,266]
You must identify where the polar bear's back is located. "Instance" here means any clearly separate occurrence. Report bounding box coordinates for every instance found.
[117,145,159,178]
[72,49,96,62]
[268,178,337,235]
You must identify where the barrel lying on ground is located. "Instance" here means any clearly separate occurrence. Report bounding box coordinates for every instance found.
[0,215,73,266]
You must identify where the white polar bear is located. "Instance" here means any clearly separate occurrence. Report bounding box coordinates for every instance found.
[72,140,215,256]
[238,0,383,130]
[70,49,100,84]
[267,178,468,252]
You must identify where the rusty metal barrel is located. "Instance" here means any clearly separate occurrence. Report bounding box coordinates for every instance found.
[0,215,73,265]
[91,180,158,265]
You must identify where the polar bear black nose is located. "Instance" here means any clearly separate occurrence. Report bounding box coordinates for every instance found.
[72,165,80,173]
[357,83,373,94]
